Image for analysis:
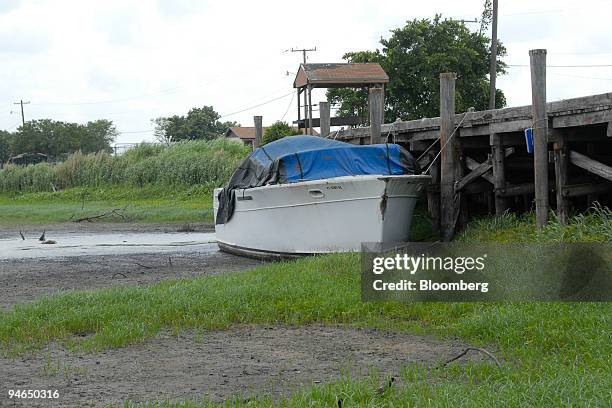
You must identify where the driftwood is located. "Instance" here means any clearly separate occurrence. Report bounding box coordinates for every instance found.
[443,347,502,368]
[71,206,128,223]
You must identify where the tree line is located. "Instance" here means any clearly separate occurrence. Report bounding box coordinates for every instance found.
[1,13,505,162]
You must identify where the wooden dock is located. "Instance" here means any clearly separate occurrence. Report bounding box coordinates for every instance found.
[334,88,612,239]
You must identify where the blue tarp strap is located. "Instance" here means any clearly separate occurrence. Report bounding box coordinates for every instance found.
[385,143,392,175]
[294,153,304,180]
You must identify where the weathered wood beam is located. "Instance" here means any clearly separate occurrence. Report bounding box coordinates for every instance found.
[563,182,611,197]
[569,150,612,181]
[530,48,549,228]
[498,183,535,197]
[455,158,492,192]
[427,150,441,234]
[552,109,612,128]
[253,116,262,149]
[319,101,330,137]
[461,147,514,191]
[440,73,458,242]
[369,86,384,144]
[465,156,495,184]
[553,130,569,224]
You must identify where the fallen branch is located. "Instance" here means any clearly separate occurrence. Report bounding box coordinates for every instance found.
[442,347,502,368]
[135,262,153,269]
[72,206,128,223]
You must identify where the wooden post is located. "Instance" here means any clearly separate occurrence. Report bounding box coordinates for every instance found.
[369,86,383,144]
[307,85,313,135]
[319,101,330,137]
[490,133,507,214]
[303,86,309,135]
[586,143,598,205]
[553,129,569,224]
[253,116,262,149]
[529,49,549,228]
[427,149,441,234]
[297,89,301,124]
[440,73,457,242]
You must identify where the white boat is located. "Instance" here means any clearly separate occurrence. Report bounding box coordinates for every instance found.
[213,135,429,258]
[213,174,429,258]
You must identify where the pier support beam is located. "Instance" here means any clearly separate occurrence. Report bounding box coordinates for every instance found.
[319,101,331,137]
[490,133,508,215]
[530,49,549,228]
[440,73,458,241]
[427,149,441,234]
[253,116,262,149]
[369,86,384,144]
[553,129,569,224]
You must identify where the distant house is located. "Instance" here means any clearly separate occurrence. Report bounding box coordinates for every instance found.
[225,127,265,147]
[225,126,318,146]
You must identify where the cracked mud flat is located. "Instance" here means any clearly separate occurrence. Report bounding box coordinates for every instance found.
[0,223,263,310]
[0,325,485,407]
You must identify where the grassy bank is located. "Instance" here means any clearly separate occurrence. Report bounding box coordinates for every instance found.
[0,184,214,224]
[1,210,610,406]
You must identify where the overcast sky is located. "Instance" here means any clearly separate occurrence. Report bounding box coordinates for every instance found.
[1,0,611,143]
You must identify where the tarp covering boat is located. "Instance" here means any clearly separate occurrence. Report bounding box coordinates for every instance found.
[216,135,420,224]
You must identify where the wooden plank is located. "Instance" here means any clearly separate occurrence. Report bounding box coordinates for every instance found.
[465,156,494,184]
[427,150,440,234]
[569,150,612,181]
[553,130,569,224]
[455,158,492,191]
[253,116,263,149]
[489,119,532,134]
[563,182,611,197]
[307,85,314,135]
[530,48,550,228]
[319,101,330,137]
[369,86,384,144]
[552,109,612,128]
[294,116,363,129]
[491,133,507,214]
[439,73,457,242]
[498,183,535,197]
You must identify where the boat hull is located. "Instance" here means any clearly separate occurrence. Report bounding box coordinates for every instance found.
[213,175,430,257]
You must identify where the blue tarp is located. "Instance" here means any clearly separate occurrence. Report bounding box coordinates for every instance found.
[216,135,419,224]
[252,135,410,182]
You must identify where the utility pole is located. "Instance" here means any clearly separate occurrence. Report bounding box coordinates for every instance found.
[488,0,499,110]
[13,100,30,125]
[291,47,316,64]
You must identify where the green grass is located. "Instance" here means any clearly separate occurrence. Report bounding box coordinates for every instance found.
[0,139,250,194]
[1,208,610,406]
[0,184,214,224]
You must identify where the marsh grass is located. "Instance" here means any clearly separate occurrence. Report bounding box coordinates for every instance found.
[0,139,250,193]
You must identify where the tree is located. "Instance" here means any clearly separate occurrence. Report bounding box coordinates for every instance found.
[327,16,507,123]
[0,130,12,163]
[262,121,300,145]
[153,106,238,143]
[11,119,116,159]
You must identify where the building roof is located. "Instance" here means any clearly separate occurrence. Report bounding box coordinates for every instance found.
[225,127,264,140]
[293,63,389,89]
[226,126,316,140]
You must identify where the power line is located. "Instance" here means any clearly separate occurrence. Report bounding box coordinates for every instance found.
[280,91,296,121]
[219,91,294,119]
[549,73,612,81]
[507,64,612,68]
